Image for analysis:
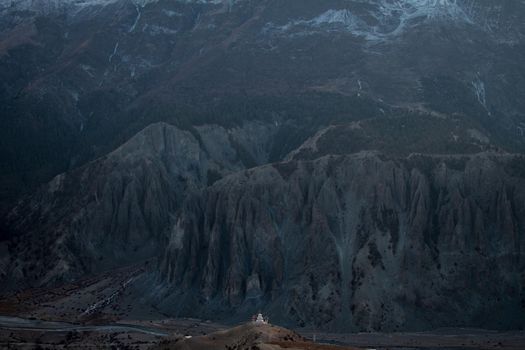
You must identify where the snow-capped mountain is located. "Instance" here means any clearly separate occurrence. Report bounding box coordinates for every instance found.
[1,0,523,212]
[1,0,523,219]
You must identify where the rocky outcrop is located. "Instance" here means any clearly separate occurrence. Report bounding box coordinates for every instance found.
[0,122,255,289]
[159,152,525,331]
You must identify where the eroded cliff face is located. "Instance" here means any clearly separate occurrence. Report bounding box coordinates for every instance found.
[2,120,525,331]
[160,152,525,331]
[0,121,276,289]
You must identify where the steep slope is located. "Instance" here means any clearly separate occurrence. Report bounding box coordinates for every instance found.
[0,121,269,290]
[1,0,525,207]
[286,113,498,160]
[159,152,525,331]
[1,0,525,334]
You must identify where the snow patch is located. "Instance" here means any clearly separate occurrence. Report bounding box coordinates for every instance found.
[80,64,95,78]
[381,0,472,21]
[265,9,364,38]
[129,1,142,33]
[143,24,178,35]
[472,74,490,115]
[265,0,474,42]
[108,41,119,63]
[472,77,486,107]
[311,9,358,27]
[163,9,182,17]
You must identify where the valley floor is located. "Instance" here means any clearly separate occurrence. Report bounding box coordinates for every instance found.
[1,267,524,349]
[0,314,524,349]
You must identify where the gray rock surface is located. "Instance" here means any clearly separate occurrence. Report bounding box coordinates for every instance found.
[160,152,525,331]
[2,120,525,332]
[0,122,259,289]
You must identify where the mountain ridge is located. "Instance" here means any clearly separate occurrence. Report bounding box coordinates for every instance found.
[1,0,525,333]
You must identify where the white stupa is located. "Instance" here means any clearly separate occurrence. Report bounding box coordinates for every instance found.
[255,313,267,325]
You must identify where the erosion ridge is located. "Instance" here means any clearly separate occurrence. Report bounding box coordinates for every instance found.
[159,151,525,331]
[2,119,525,331]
